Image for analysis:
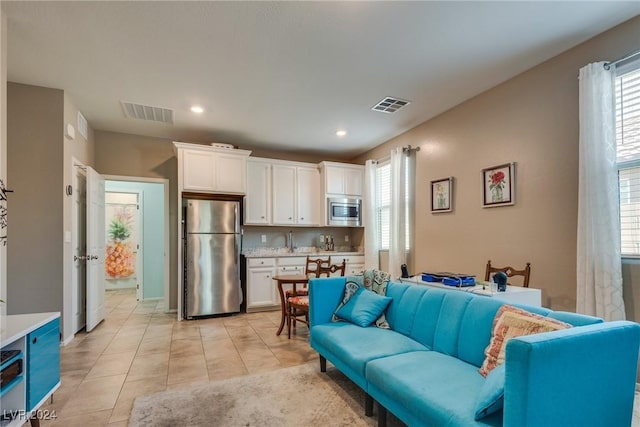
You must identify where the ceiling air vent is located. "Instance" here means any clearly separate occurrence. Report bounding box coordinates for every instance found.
[121,101,174,124]
[371,97,411,114]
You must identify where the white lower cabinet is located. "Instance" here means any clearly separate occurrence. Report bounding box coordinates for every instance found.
[246,258,277,311]
[338,255,365,276]
[245,254,365,312]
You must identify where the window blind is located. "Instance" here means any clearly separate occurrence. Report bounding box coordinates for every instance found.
[376,161,391,250]
[616,62,640,256]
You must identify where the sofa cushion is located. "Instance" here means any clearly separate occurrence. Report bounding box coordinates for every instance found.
[474,363,505,420]
[479,304,572,376]
[366,351,498,426]
[311,323,428,377]
[335,287,392,327]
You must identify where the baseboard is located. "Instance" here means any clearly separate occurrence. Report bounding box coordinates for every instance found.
[61,334,75,346]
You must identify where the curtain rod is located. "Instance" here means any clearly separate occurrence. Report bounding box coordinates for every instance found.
[604,49,640,70]
[403,145,420,153]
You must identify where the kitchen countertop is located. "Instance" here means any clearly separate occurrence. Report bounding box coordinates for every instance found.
[242,247,364,258]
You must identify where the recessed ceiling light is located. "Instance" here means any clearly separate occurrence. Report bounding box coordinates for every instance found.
[190,106,204,114]
[336,130,347,137]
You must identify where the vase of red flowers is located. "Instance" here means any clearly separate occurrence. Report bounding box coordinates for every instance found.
[489,171,505,202]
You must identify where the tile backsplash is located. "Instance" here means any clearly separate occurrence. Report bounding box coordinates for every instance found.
[241,226,363,253]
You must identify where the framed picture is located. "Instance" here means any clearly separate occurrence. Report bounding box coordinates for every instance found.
[431,177,453,213]
[482,162,515,208]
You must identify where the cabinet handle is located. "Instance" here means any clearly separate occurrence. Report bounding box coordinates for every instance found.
[288,217,292,220]
[300,217,304,220]
[261,261,264,264]
[32,337,37,344]
[261,216,265,219]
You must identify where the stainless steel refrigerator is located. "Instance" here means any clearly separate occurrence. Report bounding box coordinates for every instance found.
[183,199,241,318]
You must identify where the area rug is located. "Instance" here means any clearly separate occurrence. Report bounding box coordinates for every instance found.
[129,363,402,427]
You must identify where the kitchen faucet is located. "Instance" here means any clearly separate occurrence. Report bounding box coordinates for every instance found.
[287,230,294,253]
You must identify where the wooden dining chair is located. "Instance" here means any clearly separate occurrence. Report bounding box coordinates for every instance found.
[283,256,332,300]
[287,258,346,338]
[484,260,531,288]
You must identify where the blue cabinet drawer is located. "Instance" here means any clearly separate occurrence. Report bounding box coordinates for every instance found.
[27,318,60,411]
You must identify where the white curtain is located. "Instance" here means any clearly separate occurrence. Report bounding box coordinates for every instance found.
[389,147,407,280]
[363,160,379,270]
[577,62,626,321]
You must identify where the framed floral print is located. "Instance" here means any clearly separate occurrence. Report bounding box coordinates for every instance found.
[482,163,515,208]
[431,177,453,213]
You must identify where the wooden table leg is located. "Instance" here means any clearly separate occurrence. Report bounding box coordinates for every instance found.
[276,280,286,335]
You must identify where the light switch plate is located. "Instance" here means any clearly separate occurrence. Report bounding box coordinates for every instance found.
[261,234,267,243]
[344,235,349,242]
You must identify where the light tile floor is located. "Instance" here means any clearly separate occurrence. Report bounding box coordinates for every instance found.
[39,289,316,426]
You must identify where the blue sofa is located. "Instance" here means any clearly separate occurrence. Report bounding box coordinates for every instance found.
[309,277,640,427]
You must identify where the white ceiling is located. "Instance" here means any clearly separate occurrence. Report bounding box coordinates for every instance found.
[2,1,639,160]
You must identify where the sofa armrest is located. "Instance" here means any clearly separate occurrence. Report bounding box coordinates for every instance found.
[503,320,640,427]
[308,277,347,327]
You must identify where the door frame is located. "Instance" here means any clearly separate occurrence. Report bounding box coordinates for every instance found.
[71,159,87,335]
[103,174,170,312]
[104,187,144,300]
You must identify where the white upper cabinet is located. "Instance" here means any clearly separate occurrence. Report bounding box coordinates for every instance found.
[174,142,251,195]
[321,162,364,197]
[272,163,320,226]
[272,164,297,225]
[245,159,272,224]
[296,166,320,225]
[182,150,216,191]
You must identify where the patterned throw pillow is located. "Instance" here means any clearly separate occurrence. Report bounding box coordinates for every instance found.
[331,270,391,328]
[478,305,571,377]
[362,270,391,329]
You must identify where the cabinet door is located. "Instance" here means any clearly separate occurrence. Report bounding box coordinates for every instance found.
[344,168,364,196]
[216,153,247,194]
[27,318,60,411]
[182,150,216,191]
[296,167,320,225]
[325,165,344,194]
[245,161,271,224]
[247,267,278,308]
[272,165,297,225]
[346,263,365,276]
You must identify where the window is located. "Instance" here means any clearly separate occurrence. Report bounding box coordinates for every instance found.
[616,61,640,256]
[375,158,410,251]
[376,161,391,249]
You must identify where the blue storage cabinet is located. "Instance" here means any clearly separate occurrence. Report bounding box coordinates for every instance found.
[26,317,60,411]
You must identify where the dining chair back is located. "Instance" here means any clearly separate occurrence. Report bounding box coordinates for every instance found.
[484,260,531,288]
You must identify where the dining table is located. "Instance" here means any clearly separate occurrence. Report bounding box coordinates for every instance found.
[271,274,310,336]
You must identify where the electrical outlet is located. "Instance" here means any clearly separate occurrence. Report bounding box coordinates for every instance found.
[344,235,349,242]
[261,234,267,243]
[319,235,325,243]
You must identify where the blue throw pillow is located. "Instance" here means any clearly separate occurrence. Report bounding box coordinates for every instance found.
[474,363,505,420]
[334,287,392,328]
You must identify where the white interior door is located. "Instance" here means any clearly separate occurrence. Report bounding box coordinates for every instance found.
[86,167,106,332]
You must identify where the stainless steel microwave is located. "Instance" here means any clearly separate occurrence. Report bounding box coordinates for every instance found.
[327,198,362,226]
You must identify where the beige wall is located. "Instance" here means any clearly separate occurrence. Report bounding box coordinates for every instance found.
[7,83,64,314]
[62,92,95,341]
[6,83,95,341]
[354,16,640,312]
[0,12,6,316]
